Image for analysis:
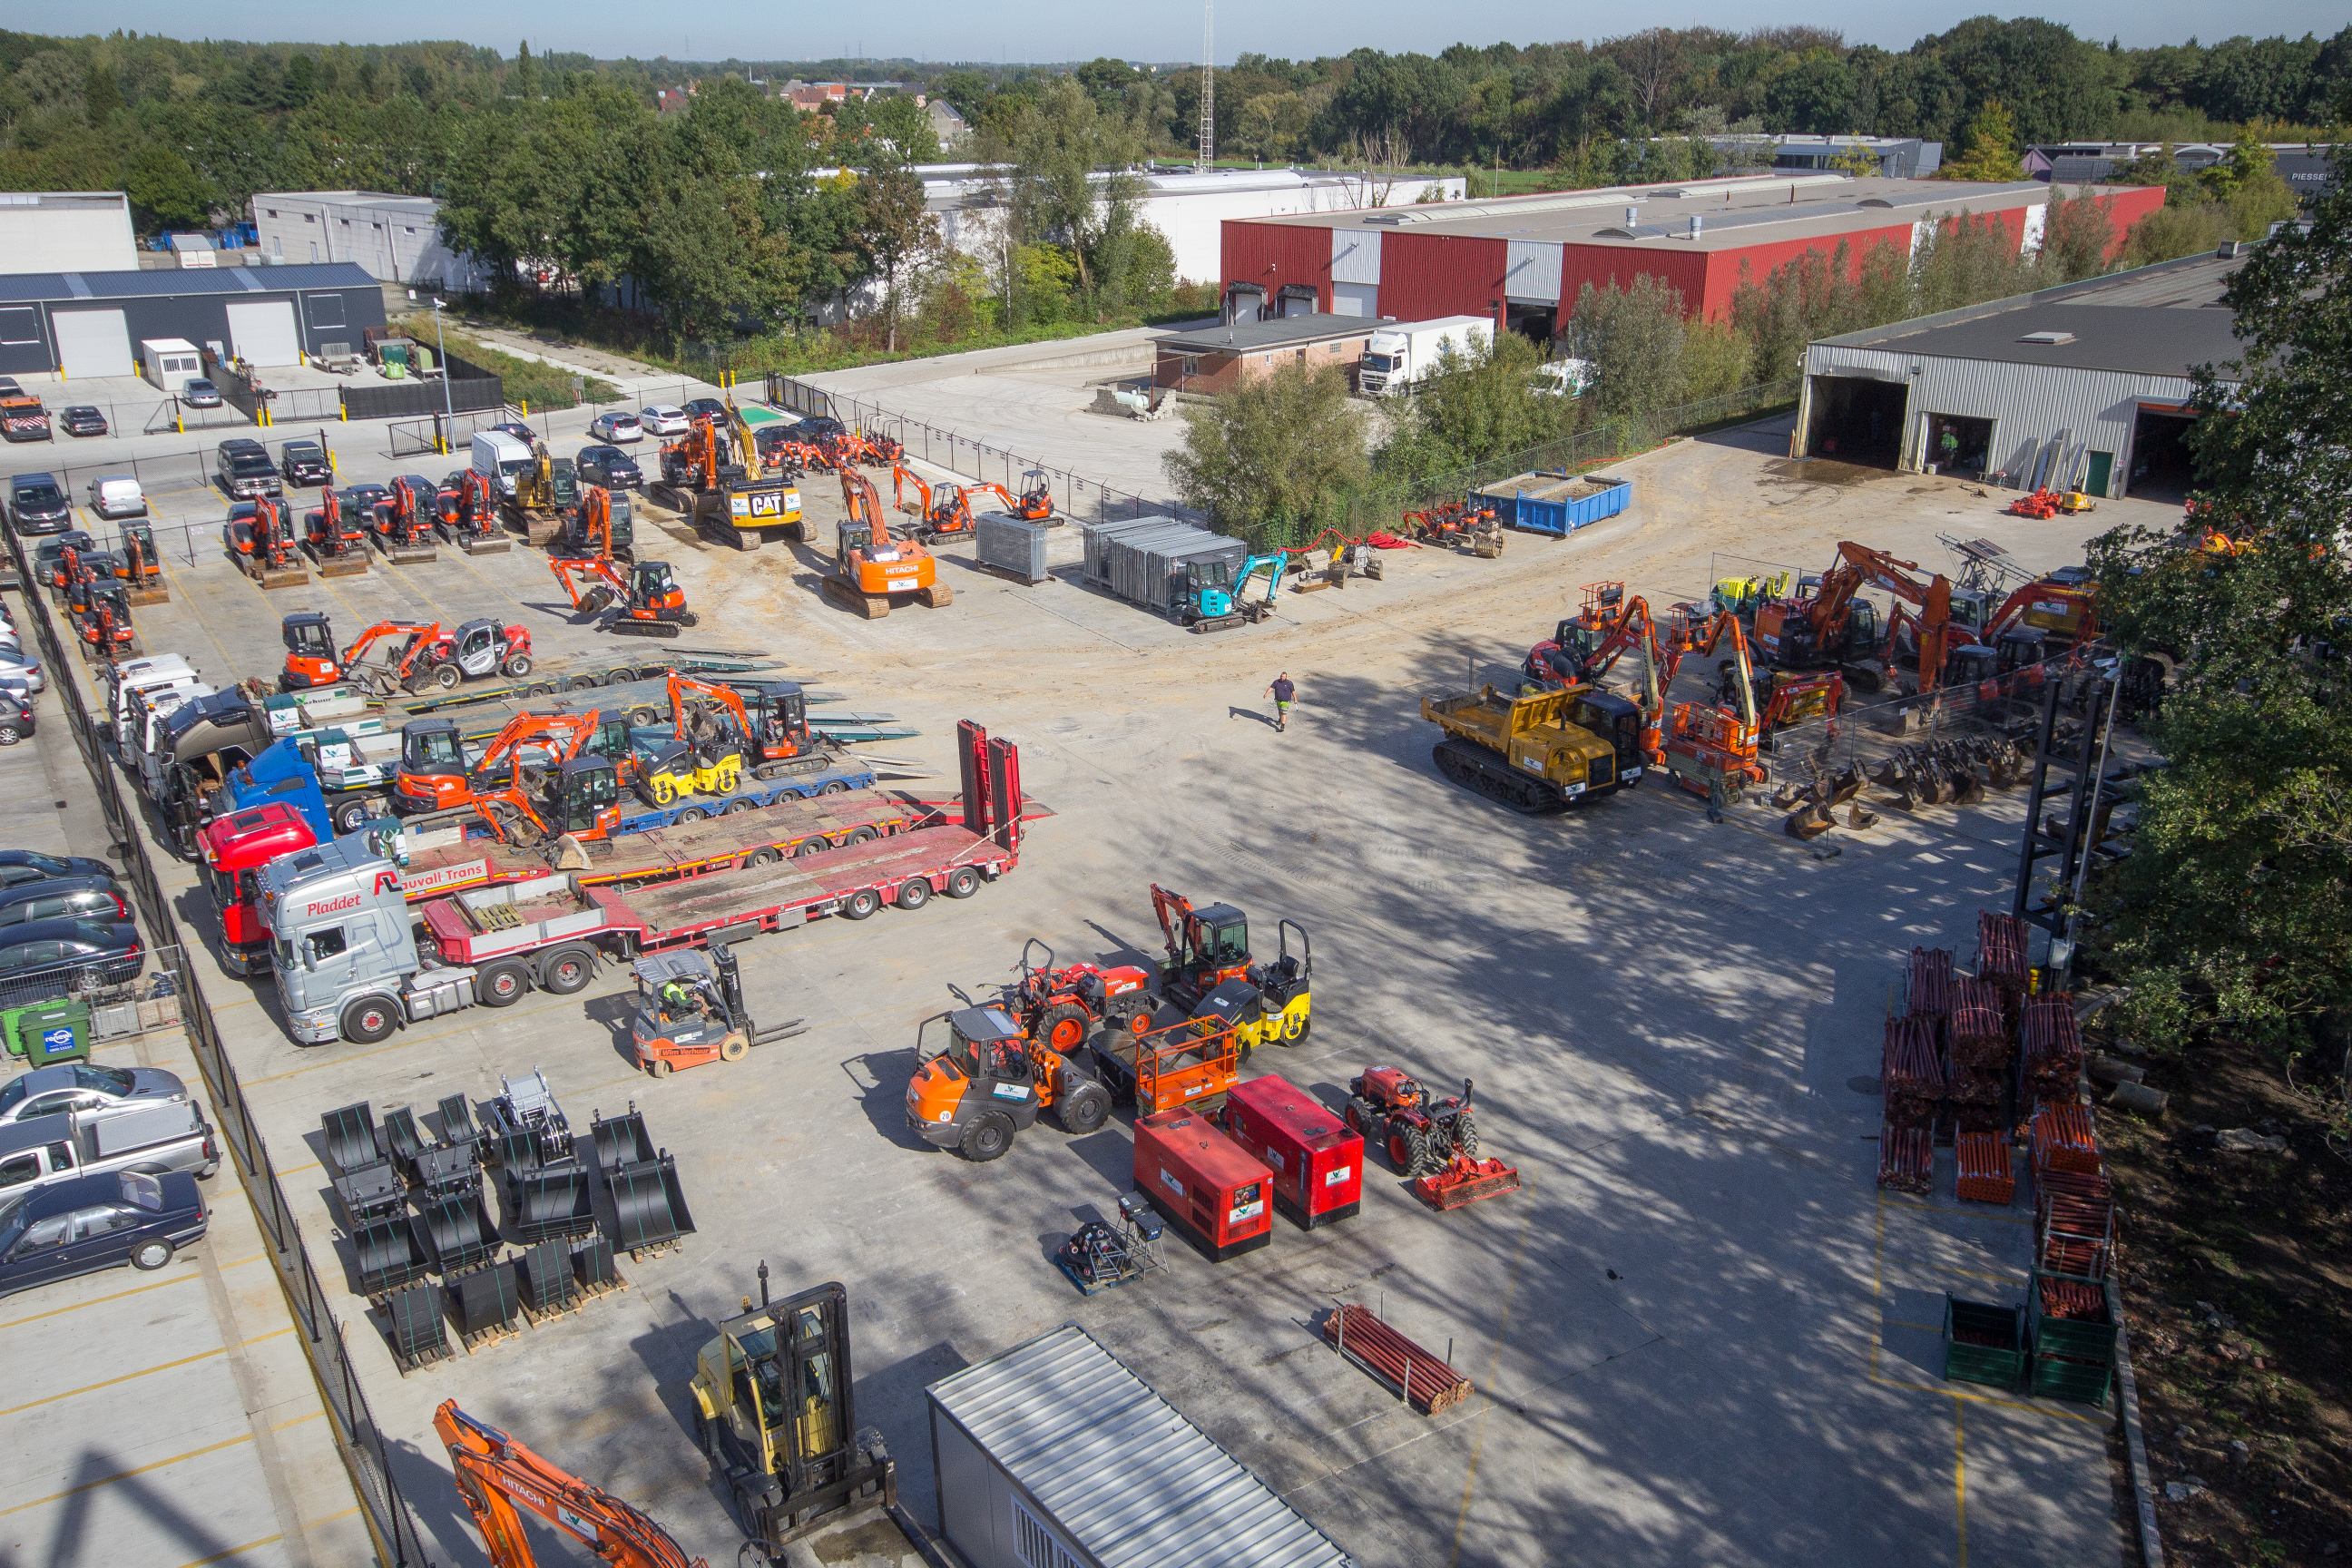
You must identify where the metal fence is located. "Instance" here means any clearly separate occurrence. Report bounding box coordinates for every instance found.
[7,537,435,1566]
[338,348,504,423]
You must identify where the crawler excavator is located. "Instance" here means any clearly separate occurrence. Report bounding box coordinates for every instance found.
[557,482,633,561]
[653,407,804,549]
[114,520,168,605]
[226,495,309,588]
[301,485,372,578]
[441,467,510,554]
[392,708,638,817]
[550,554,698,639]
[505,443,578,546]
[435,1399,709,1568]
[371,474,440,564]
[890,464,975,542]
[824,467,950,618]
[666,672,838,781]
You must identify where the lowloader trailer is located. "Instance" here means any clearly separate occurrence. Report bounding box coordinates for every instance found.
[258,721,1029,1044]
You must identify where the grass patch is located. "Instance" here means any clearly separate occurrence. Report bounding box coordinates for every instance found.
[391,315,620,410]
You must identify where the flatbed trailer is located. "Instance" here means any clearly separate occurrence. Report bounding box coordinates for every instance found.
[273,648,775,721]
[394,758,881,839]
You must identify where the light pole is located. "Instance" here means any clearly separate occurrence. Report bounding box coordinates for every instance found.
[410,288,455,452]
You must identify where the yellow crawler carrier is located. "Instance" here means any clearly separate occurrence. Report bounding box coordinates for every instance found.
[1422,683,1647,813]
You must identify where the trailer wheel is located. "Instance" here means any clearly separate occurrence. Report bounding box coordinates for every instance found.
[675,806,709,823]
[341,996,398,1044]
[896,877,931,911]
[820,779,850,795]
[845,826,878,846]
[791,838,827,860]
[959,1111,1015,1162]
[475,960,531,1006]
[332,797,375,835]
[942,867,981,899]
[538,945,596,995]
[626,704,660,725]
[722,798,757,815]
[840,888,883,920]
[744,848,781,867]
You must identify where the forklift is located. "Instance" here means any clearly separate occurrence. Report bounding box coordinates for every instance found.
[688,1268,896,1556]
[904,1004,1113,1161]
[627,946,808,1076]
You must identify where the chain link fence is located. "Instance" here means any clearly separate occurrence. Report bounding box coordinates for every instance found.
[6,536,436,1566]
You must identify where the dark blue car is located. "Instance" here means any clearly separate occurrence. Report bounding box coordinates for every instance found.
[0,1168,208,1296]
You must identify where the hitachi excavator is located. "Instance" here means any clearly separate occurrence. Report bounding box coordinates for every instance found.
[825,468,950,618]
[550,555,698,639]
[435,1399,709,1568]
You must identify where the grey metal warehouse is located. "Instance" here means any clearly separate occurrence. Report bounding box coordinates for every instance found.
[1796,249,2247,502]
[0,262,387,379]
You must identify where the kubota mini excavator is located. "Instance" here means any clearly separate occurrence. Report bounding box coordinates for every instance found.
[73,582,138,661]
[688,1269,896,1553]
[558,483,633,561]
[392,709,637,816]
[435,1399,709,1568]
[302,485,370,576]
[825,467,949,618]
[890,465,975,542]
[441,467,509,554]
[114,520,167,604]
[550,554,698,638]
[469,752,626,847]
[229,495,309,586]
[372,474,440,562]
[667,673,832,780]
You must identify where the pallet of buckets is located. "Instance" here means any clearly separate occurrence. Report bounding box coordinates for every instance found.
[320,1070,696,1372]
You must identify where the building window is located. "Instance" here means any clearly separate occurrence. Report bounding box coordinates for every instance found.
[1181,356,1200,378]
[405,226,417,234]
[303,214,316,223]
[1296,348,1308,363]
[1011,1500,1083,1568]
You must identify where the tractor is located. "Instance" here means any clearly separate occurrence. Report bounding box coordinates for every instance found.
[903,1005,1112,1162]
[627,946,807,1076]
[1346,1070,1484,1177]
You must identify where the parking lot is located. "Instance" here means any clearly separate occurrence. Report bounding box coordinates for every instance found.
[28,412,2164,1565]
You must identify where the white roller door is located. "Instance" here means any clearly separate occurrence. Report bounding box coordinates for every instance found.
[53,309,133,378]
[1330,281,1378,318]
[226,299,301,367]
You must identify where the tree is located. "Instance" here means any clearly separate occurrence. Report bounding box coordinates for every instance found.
[1164,362,1368,547]
[2199,131,2300,240]
[2037,187,2114,283]
[513,40,537,100]
[81,63,121,127]
[854,156,938,352]
[2082,163,2352,1063]
[1937,99,2022,181]
[1570,276,1691,422]
[122,141,211,230]
[2119,200,2235,268]
[997,77,1145,313]
[1376,333,1567,493]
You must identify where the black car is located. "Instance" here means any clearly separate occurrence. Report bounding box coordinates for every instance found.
[0,876,127,929]
[214,438,282,500]
[58,407,107,438]
[575,444,642,489]
[0,852,117,893]
[279,439,331,485]
[490,421,538,447]
[0,917,143,995]
[6,474,71,536]
[0,1169,208,1296]
[793,416,846,444]
[682,397,727,425]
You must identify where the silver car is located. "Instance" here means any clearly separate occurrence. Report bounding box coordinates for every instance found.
[0,1063,187,1128]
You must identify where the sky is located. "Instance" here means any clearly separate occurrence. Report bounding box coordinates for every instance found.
[11,0,2346,64]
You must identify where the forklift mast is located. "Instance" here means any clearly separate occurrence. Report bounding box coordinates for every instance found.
[711,944,748,1024]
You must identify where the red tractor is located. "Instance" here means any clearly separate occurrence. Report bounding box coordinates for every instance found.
[1004,939,1153,1054]
[1346,1069,1482,1176]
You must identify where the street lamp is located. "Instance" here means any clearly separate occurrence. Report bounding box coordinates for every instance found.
[409,289,456,452]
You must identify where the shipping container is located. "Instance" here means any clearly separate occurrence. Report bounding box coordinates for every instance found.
[1134,1109,1273,1260]
[1218,1074,1362,1229]
[974,511,1050,584]
[928,1322,1352,1568]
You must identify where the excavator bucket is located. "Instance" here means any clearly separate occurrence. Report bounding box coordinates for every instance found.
[1413,1153,1522,1210]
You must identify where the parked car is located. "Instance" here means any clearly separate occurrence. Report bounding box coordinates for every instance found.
[6,474,72,535]
[681,397,727,426]
[489,421,538,447]
[0,851,114,892]
[575,444,642,489]
[87,475,147,521]
[0,693,32,746]
[0,653,42,700]
[587,411,643,445]
[279,439,331,485]
[638,404,689,437]
[0,917,144,994]
[0,1062,183,1129]
[793,416,846,444]
[0,1169,210,1297]
[0,1102,217,1203]
[0,876,127,930]
[0,379,17,397]
[214,438,282,500]
[58,406,107,438]
[181,377,222,409]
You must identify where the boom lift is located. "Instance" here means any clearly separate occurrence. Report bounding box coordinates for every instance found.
[433,1399,708,1568]
[279,613,534,693]
[689,1269,896,1553]
[550,555,699,639]
[824,468,950,618]
[372,474,440,564]
[302,486,371,578]
[227,495,310,588]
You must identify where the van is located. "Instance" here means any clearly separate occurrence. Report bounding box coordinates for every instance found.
[470,431,534,499]
[87,475,147,521]
[0,1102,219,1201]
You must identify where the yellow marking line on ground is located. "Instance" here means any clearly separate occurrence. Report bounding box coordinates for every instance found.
[1955,1405,1970,1567]
[171,1532,282,1567]
[1879,1195,2034,1228]
[0,1432,258,1519]
[0,1326,295,1420]
[267,1409,326,1435]
[0,1250,264,1329]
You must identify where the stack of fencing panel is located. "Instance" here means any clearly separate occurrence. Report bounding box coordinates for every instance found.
[1084,515,1245,614]
[975,513,1050,585]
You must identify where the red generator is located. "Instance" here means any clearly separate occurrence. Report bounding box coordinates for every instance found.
[1133,1110,1274,1261]
[1218,1074,1362,1230]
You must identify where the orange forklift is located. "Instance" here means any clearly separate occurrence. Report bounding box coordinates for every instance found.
[627,946,808,1076]
[904,1004,1113,1161]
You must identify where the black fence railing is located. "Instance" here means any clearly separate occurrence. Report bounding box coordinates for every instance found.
[7,536,435,1567]
[338,348,503,423]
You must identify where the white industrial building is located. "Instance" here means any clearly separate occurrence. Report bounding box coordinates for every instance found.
[852,164,1466,285]
[1798,249,2247,501]
[250,191,492,291]
[0,191,139,276]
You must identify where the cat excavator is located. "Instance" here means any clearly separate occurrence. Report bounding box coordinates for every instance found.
[550,554,698,639]
[435,1399,708,1568]
[825,467,950,618]
[656,408,803,549]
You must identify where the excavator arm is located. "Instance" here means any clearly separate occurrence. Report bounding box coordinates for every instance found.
[668,672,756,752]
[891,465,932,516]
[840,466,887,536]
[340,621,440,674]
[472,710,603,779]
[550,554,629,612]
[435,1400,707,1568]
[1151,884,1196,965]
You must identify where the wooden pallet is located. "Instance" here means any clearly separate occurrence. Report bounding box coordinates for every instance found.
[458,1320,523,1353]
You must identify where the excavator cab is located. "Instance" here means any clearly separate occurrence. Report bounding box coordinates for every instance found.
[1571,688,1647,780]
[280,612,340,687]
[551,757,622,838]
[691,1272,889,1550]
[631,560,684,612]
[1161,894,1252,1007]
[1014,468,1053,520]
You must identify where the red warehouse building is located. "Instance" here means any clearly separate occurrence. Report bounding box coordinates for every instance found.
[1220,173,2163,343]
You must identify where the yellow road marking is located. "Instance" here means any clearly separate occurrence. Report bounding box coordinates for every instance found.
[0,1432,256,1518]
[171,1533,282,1567]
[1955,1405,1969,1567]
[0,1326,292,1419]
[0,1250,264,1330]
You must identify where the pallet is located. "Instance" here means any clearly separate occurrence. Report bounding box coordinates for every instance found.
[573,1271,627,1303]
[458,1320,523,1353]
[392,1341,457,1377]
[624,1240,681,1265]
[521,1295,584,1327]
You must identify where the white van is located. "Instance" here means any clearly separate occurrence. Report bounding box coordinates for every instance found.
[470,431,534,500]
[87,476,147,521]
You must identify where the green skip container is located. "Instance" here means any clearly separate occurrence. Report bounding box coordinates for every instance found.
[1943,1294,2027,1391]
[2,997,92,1067]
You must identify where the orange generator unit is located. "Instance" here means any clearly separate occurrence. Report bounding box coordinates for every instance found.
[1133,1110,1273,1261]
[1218,1074,1362,1230]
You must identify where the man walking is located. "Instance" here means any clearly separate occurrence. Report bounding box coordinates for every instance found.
[1266,671,1296,732]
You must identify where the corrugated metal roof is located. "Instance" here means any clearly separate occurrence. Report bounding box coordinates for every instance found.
[929,1324,1351,1568]
[0,262,377,301]
[1161,313,1380,354]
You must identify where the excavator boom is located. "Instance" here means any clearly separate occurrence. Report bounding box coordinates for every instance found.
[435,1400,708,1568]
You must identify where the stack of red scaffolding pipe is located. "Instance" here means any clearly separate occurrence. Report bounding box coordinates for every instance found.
[2017,994,2084,1105]
[1955,1131,2016,1204]
[1976,911,2030,996]
[1906,946,1956,1027]
[1877,1125,1934,1192]
[2030,1102,2103,1177]
[2036,1168,2117,1277]
[1323,1303,1473,1415]
[1948,978,2011,1070]
[2036,1273,2109,1322]
[1881,1015,1945,1128]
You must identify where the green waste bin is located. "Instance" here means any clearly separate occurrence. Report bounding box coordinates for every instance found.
[3,998,93,1066]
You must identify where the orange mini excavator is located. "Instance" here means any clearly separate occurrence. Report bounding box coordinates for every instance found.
[890,464,975,542]
[824,467,950,618]
[302,485,370,577]
[229,494,309,586]
[550,554,697,639]
[435,1400,708,1568]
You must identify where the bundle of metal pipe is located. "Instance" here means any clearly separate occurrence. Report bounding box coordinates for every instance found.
[1323,1303,1474,1415]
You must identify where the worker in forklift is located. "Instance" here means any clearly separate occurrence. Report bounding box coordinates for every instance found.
[659,975,708,1023]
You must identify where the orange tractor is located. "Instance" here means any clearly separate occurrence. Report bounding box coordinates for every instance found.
[1346,1068,1520,1208]
[301,485,371,577]
[823,468,950,618]
[550,555,697,639]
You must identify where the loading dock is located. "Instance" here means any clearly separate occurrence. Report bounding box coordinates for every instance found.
[1805,374,1907,468]
[2127,404,2198,501]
